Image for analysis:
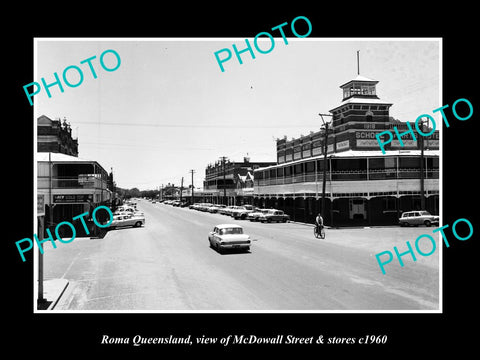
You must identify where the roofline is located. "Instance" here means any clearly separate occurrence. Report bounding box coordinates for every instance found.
[216,224,243,228]
[339,79,379,88]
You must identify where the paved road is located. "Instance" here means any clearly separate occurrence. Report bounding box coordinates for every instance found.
[47,200,440,311]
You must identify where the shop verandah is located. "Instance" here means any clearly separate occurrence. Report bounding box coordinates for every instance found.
[253,193,439,227]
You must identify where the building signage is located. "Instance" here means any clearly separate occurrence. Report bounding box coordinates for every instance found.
[356,131,386,148]
[53,194,93,203]
[357,139,382,147]
[356,131,384,139]
[336,140,350,151]
[424,140,439,147]
[391,140,417,148]
[37,194,45,216]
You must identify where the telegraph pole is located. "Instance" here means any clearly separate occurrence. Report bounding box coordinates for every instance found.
[219,156,228,205]
[419,118,426,210]
[319,113,333,225]
[180,177,184,203]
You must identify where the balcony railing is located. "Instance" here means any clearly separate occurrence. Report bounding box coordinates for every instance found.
[38,176,108,189]
[254,168,439,187]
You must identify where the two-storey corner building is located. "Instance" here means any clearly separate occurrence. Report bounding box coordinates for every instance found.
[37,152,113,237]
[253,75,439,226]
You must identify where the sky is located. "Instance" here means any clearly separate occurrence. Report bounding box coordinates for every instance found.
[35,38,440,190]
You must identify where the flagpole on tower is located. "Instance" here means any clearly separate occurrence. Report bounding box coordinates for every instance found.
[357,50,360,75]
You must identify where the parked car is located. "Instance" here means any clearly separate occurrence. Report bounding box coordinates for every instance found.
[219,205,235,215]
[399,211,439,227]
[115,206,143,216]
[208,224,251,253]
[207,204,226,213]
[258,209,290,223]
[247,208,271,221]
[106,214,145,229]
[232,205,257,220]
[114,210,144,217]
[221,205,245,217]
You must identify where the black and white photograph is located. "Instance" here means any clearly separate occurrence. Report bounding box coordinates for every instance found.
[31,37,442,312]
[7,6,478,356]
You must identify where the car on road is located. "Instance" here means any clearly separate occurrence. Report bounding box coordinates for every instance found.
[191,203,210,211]
[258,209,290,223]
[218,205,235,215]
[207,204,226,213]
[208,224,251,253]
[106,214,145,229]
[114,210,145,217]
[231,205,257,220]
[115,206,143,216]
[399,211,439,227]
[221,205,245,217]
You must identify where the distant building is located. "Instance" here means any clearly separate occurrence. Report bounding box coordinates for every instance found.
[203,157,275,205]
[253,74,439,226]
[37,115,79,156]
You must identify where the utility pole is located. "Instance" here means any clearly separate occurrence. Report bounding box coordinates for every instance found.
[180,177,184,203]
[190,170,195,205]
[319,113,333,225]
[219,156,229,205]
[419,118,426,210]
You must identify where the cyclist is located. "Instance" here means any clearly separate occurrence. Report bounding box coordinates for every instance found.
[315,213,324,235]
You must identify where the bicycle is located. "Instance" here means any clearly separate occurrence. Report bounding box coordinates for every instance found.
[314,225,325,239]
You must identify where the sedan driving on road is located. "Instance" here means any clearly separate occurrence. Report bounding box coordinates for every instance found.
[208,224,251,253]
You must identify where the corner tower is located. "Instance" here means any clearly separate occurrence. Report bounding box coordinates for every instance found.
[329,74,393,152]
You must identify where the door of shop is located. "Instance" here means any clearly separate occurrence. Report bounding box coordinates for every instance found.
[349,198,367,220]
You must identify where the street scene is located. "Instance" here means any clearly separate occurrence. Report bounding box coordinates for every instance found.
[34,39,441,312]
[44,198,439,311]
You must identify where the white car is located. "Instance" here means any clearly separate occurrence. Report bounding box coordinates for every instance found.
[114,210,145,217]
[231,205,257,219]
[106,214,145,229]
[399,211,439,227]
[208,224,251,253]
[258,209,290,223]
[247,208,271,221]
